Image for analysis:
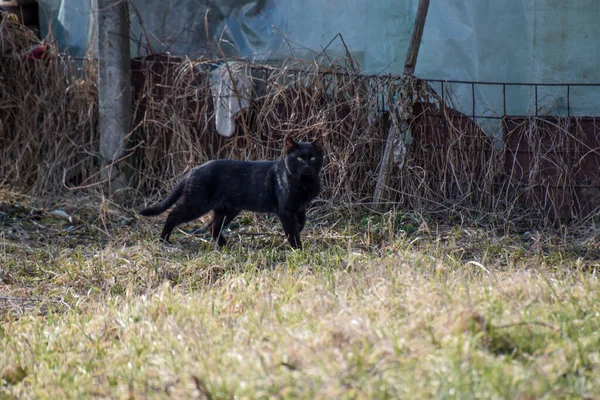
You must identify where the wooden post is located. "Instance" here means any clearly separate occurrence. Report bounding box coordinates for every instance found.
[403,0,431,75]
[97,0,132,197]
[372,0,430,208]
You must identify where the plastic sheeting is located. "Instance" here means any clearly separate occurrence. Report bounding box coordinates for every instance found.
[38,0,600,118]
[416,0,600,134]
[38,0,413,72]
[209,61,252,137]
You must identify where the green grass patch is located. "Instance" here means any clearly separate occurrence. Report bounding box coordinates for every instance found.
[1,193,600,398]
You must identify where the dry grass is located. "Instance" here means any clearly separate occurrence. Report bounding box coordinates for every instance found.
[0,15,98,194]
[1,190,600,399]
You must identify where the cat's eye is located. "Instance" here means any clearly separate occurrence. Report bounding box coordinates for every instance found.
[297,157,303,161]
[310,157,316,161]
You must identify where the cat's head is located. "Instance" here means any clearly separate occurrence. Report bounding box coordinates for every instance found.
[283,135,324,180]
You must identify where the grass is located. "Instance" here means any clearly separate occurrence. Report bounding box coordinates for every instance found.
[1,189,600,399]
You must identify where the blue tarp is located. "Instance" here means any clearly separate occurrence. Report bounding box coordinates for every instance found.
[39,0,600,118]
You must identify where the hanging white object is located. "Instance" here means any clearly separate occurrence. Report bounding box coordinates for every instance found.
[209,62,252,137]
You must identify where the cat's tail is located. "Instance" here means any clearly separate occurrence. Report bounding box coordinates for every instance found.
[139,180,185,216]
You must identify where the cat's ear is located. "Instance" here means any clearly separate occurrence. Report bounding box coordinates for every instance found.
[285,137,298,152]
[312,135,324,151]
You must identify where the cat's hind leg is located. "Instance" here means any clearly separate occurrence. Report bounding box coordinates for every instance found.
[210,209,240,246]
[160,204,210,243]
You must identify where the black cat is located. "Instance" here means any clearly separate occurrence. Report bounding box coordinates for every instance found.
[139,136,324,249]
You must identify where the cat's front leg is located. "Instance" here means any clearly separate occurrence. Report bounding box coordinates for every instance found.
[297,210,307,232]
[278,210,302,249]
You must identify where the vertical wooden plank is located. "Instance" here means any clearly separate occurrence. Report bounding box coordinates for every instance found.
[373,0,430,208]
[97,0,132,197]
[403,0,431,75]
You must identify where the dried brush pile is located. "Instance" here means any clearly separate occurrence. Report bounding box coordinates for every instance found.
[119,59,600,226]
[393,102,500,222]
[1,15,599,227]
[502,116,600,223]
[0,14,98,193]
[129,59,513,222]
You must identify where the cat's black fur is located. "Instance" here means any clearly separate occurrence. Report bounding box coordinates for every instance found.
[139,136,324,249]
